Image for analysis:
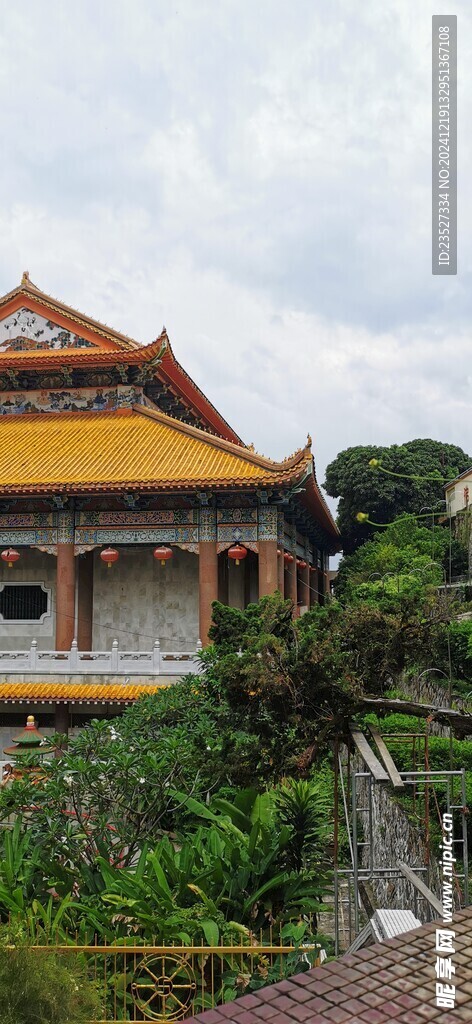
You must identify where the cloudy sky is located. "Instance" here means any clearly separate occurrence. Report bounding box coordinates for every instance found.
[0,0,470,500]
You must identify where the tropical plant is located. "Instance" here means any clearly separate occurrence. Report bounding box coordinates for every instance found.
[275,778,332,873]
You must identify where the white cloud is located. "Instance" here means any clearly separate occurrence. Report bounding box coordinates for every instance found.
[0,0,471,501]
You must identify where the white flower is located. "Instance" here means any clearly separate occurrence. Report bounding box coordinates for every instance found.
[63,775,74,786]
[139,777,145,784]
[206,745,211,751]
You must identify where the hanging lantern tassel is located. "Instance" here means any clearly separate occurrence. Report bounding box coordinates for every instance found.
[1,548,20,568]
[153,546,173,567]
[100,547,119,569]
[228,544,247,566]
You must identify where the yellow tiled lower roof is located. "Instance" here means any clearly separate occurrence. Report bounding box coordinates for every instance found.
[0,406,309,494]
[0,683,166,703]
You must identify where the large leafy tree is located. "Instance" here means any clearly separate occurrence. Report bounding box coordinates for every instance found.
[334,516,452,603]
[323,438,471,553]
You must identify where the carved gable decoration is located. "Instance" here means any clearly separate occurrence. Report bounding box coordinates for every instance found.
[0,307,96,352]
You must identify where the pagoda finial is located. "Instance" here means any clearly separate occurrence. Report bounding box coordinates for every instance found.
[21,270,30,285]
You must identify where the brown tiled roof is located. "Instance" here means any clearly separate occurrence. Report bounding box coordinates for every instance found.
[187,908,472,1023]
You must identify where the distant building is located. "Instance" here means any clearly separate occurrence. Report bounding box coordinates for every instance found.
[445,468,472,572]
[0,274,340,748]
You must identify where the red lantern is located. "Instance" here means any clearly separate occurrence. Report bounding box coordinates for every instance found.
[283,552,294,564]
[153,546,173,567]
[227,544,247,566]
[277,549,282,556]
[1,548,20,568]
[100,547,119,569]
[298,560,307,570]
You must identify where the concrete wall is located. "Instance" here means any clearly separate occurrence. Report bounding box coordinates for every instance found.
[0,549,56,649]
[92,545,199,651]
[446,473,472,516]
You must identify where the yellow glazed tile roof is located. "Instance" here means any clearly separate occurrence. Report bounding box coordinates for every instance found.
[0,683,166,703]
[0,406,311,495]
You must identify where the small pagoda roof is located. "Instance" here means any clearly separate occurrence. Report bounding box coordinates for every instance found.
[0,404,338,540]
[3,714,52,754]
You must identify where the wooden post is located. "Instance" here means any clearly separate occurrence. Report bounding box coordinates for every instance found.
[54,702,69,756]
[277,548,285,595]
[258,540,278,598]
[285,552,298,615]
[199,541,218,645]
[299,560,310,611]
[55,543,76,650]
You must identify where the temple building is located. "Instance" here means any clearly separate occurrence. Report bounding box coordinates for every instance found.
[0,274,339,751]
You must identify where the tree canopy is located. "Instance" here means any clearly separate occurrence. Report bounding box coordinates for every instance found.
[323,438,471,553]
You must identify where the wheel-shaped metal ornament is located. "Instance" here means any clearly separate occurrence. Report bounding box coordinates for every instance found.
[131,953,197,1021]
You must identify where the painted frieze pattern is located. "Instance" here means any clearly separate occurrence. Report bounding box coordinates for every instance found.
[0,512,56,547]
[216,507,258,545]
[0,386,143,415]
[76,510,197,527]
[217,525,258,543]
[199,508,217,543]
[74,528,198,546]
[257,506,278,541]
[0,513,54,528]
[0,308,96,351]
[0,507,287,552]
[216,508,257,525]
[0,530,56,545]
[57,512,74,544]
[277,511,285,547]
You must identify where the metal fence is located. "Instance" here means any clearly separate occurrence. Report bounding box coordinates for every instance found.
[31,937,322,1022]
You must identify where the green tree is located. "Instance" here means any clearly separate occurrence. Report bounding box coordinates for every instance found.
[323,438,471,553]
[334,516,449,603]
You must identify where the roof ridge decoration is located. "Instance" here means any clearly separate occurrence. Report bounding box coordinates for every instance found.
[0,277,243,443]
[0,274,140,350]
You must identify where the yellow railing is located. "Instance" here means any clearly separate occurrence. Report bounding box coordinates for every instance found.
[32,940,322,1022]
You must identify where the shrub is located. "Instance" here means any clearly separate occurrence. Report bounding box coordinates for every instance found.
[0,926,101,1024]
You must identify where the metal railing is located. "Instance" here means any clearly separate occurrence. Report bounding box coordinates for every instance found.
[30,937,322,1022]
[0,639,203,675]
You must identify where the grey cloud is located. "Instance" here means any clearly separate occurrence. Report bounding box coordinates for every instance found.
[0,0,470,492]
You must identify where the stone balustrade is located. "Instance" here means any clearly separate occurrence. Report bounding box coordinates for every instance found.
[0,638,203,676]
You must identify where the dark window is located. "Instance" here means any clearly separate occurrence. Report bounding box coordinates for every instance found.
[0,585,48,621]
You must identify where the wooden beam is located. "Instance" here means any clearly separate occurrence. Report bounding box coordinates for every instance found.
[397,861,444,917]
[348,724,389,782]
[368,725,405,790]
[359,697,472,739]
